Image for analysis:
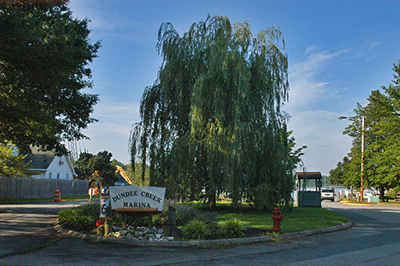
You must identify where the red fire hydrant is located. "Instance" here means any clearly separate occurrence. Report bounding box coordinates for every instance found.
[272,206,283,231]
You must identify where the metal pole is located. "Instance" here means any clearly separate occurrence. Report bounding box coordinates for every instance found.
[361,116,365,202]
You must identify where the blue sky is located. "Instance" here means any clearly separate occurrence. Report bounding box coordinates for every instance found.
[67,0,399,176]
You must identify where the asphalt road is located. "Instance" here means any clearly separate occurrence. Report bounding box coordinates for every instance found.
[0,201,83,259]
[1,201,400,265]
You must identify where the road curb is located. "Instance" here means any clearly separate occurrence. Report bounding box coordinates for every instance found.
[342,202,372,206]
[54,220,353,248]
[280,220,353,240]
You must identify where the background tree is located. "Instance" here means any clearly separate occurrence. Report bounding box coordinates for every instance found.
[329,156,351,185]
[363,63,400,200]
[331,61,400,201]
[74,152,95,180]
[74,151,118,187]
[130,15,305,210]
[0,0,100,153]
[0,144,33,177]
[111,160,150,186]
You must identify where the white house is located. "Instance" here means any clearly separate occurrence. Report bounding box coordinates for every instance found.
[24,147,76,180]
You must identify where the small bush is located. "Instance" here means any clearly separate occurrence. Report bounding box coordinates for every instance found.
[79,203,101,218]
[58,203,99,231]
[387,186,400,199]
[175,204,200,225]
[152,213,168,228]
[58,209,94,231]
[182,219,209,240]
[221,218,244,238]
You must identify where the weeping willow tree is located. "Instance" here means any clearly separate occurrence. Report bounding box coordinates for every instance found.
[130,15,305,210]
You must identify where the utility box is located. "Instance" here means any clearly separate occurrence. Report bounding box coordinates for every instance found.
[368,196,379,203]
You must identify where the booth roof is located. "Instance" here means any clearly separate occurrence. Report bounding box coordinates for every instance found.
[295,172,322,179]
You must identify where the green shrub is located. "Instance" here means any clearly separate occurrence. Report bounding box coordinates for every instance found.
[174,204,200,225]
[79,203,101,218]
[58,209,95,231]
[152,213,168,228]
[182,219,209,240]
[58,203,99,231]
[387,186,400,199]
[221,218,244,238]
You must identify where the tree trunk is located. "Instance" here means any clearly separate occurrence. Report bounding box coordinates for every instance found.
[379,186,385,202]
[206,188,216,209]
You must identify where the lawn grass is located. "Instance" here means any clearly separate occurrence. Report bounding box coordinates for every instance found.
[217,207,349,233]
[189,201,349,233]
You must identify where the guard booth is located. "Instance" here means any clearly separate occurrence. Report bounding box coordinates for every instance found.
[296,172,322,207]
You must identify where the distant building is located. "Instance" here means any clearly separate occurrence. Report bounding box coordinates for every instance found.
[24,147,76,180]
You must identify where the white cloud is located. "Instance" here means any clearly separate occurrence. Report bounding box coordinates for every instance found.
[368,41,381,49]
[68,0,102,26]
[72,101,140,164]
[286,47,349,110]
[68,0,152,43]
[286,109,352,176]
[283,47,353,175]
[86,101,140,137]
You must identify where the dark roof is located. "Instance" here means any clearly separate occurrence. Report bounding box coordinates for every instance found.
[24,148,56,170]
[296,172,322,179]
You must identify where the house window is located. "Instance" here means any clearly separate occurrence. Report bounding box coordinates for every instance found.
[49,172,52,179]
[57,173,60,179]
[66,173,69,180]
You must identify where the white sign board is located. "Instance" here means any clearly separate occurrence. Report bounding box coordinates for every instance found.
[109,186,166,211]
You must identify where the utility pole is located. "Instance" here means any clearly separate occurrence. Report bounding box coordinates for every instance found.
[360,116,365,202]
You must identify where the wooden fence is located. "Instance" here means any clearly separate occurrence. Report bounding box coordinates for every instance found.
[0,176,89,199]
